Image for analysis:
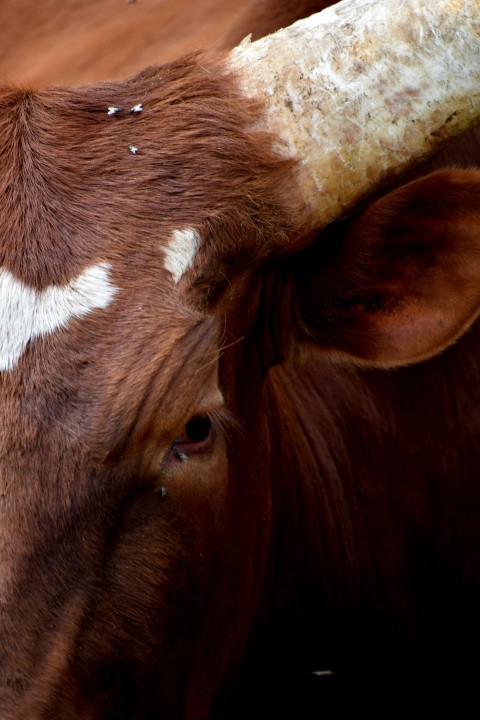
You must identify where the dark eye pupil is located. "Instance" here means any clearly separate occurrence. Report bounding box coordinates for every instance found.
[185,415,211,443]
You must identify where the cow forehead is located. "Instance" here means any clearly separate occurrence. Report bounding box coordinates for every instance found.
[0,56,295,414]
[0,279,221,483]
[0,87,208,281]
[164,228,200,285]
[0,76,225,373]
[0,58,296,295]
[0,262,117,371]
[0,223,201,373]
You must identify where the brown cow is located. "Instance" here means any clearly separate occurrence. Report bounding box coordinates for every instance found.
[0,1,480,719]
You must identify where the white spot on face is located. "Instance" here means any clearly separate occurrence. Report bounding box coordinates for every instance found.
[0,262,118,371]
[164,228,200,284]
[129,103,143,114]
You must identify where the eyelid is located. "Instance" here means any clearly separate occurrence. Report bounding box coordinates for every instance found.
[195,388,224,417]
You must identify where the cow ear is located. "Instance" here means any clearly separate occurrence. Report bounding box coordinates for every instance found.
[292,169,480,367]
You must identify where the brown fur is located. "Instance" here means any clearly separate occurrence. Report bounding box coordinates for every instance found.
[0,2,480,719]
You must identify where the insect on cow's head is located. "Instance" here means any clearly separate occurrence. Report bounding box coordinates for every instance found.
[1,0,480,718]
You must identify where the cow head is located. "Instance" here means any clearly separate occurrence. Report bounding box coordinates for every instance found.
[0,59,285,718]
[1,1,480,718]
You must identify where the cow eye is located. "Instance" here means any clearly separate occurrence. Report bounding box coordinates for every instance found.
[170,414,214,462]
[162,411,222,469]
[184,415,212,444]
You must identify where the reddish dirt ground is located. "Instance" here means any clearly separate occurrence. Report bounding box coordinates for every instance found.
[0,0,251,87]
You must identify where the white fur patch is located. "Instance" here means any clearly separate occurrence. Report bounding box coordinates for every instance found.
[164,228,200,284]
[0,262,117,371]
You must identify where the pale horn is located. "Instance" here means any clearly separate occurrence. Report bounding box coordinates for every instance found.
[229,0,480,231]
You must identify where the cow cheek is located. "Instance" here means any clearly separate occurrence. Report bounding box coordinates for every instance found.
[63,450,231,714]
